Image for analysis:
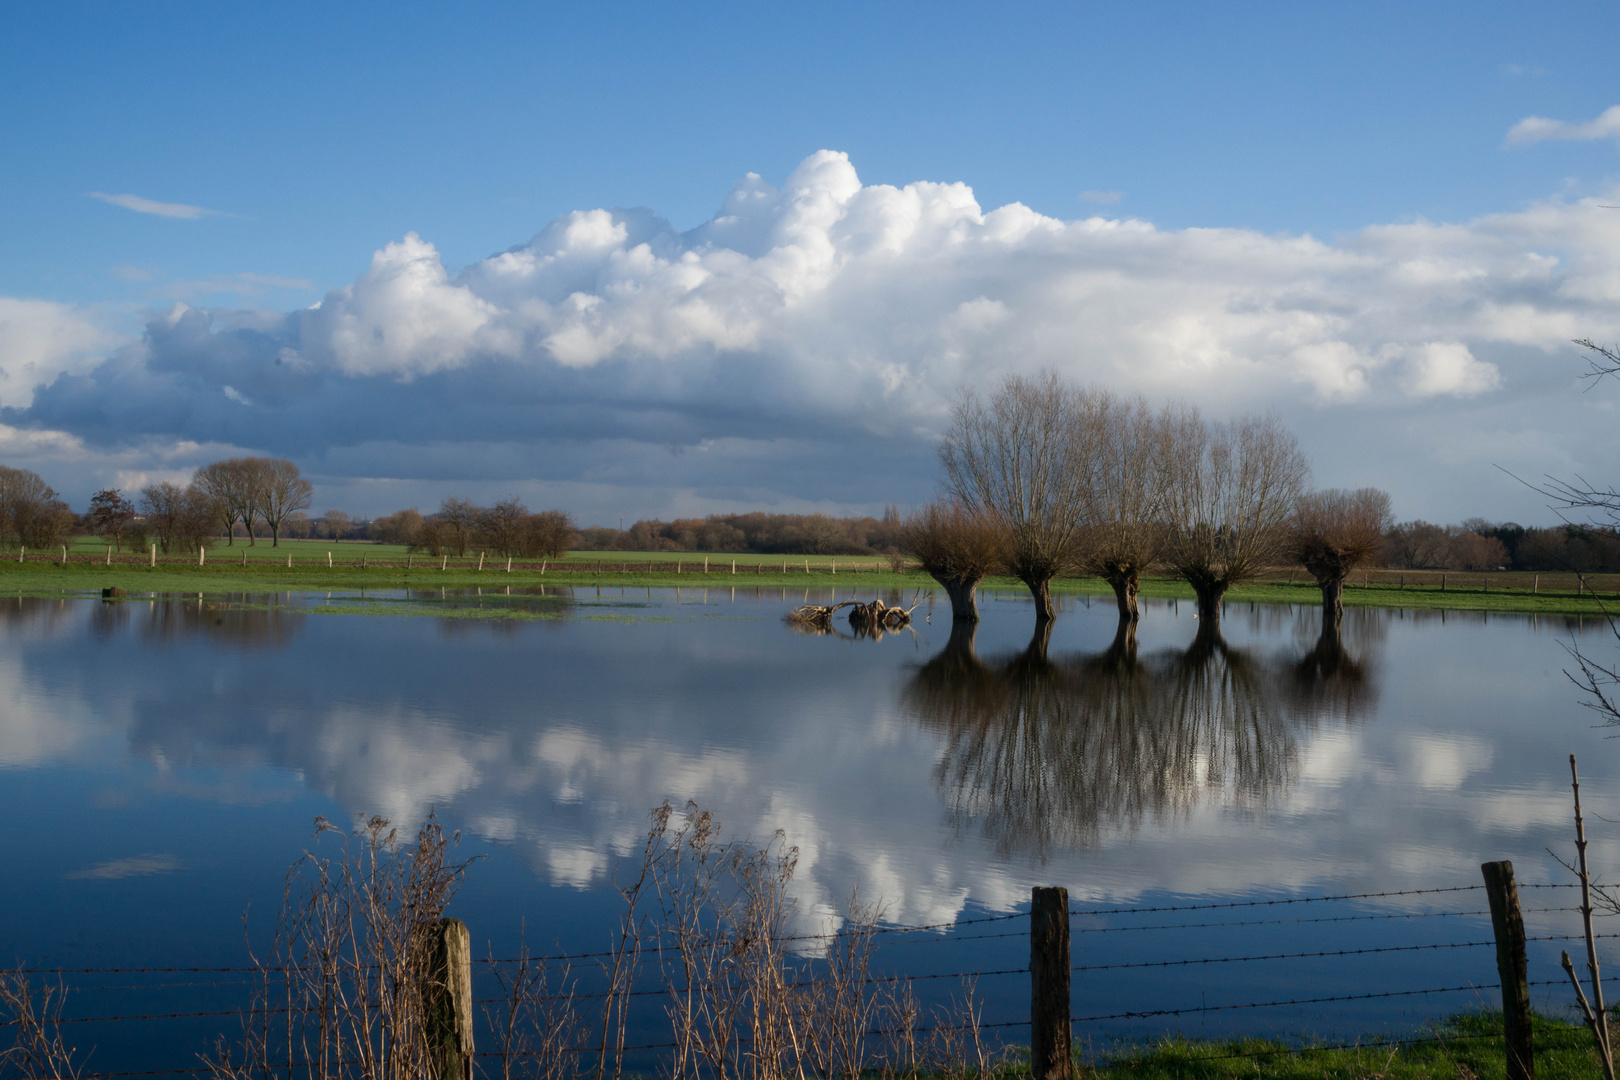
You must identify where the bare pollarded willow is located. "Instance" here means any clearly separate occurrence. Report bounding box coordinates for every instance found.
[899,500,1007,622]
[1079,392,1172,625]
[1290,487,1392,636]
[1161,411,1310,638]
[940,372,1095,624]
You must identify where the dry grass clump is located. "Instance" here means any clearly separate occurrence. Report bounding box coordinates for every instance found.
[203,812,474,1080]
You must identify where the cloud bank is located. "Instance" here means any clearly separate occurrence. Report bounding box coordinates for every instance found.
[10,151,1620,519]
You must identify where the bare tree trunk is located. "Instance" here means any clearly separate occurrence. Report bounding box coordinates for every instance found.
[1317,572,1346,636]
[1025,576,1056,624]
[940,578,981,623]
[1106,570,1139,623]
[1105,617,1138,668]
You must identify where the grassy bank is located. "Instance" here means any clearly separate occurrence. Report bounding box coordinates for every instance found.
[1068,1010,1600,1078]
[5,542,1616,617]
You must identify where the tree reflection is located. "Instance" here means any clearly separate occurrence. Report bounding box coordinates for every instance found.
[107,594,305,647]
[905,617,1376,858]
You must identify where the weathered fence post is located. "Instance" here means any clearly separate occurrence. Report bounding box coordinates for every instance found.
[150,543,155,567]
[425,916,474,1080]
[1482,860,1534,1080]
[1030,886,1072,1080]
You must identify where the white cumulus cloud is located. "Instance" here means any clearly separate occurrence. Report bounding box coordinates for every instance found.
[8,151,1620,520]
[0,298,123,409]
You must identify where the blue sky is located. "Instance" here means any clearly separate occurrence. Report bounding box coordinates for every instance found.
[3,2,1619,524]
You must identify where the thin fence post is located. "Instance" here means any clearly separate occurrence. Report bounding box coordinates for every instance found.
[1030,886,1072,1080]
[150,543,155,567]
[425,916,474,1080]
[1482,860,1533,1080]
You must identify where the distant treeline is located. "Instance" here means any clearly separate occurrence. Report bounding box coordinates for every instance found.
[1385,519,1620,573]
[371,499,576,559]
[575,509,905,556]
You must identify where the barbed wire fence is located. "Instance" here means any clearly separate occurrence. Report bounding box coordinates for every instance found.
[2,871,1606,1079]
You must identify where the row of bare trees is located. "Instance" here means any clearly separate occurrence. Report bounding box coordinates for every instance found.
[86,458,315,554]
[910,374,1390,639]
[192,457,313,547]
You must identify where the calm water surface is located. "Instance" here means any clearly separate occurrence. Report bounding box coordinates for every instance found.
[1,585,1615,1067]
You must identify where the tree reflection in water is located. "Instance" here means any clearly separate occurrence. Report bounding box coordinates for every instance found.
[89,593,305,647]
[904,615,1377,858]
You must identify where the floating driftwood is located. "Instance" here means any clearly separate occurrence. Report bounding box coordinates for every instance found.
[785,599,858,630]
[787,595,923,639]
[846,597,920,634]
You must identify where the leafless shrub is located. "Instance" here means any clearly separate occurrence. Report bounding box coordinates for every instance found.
[1290,488,1392,634]
[203,812,474,1080]
[900,501,1007,623]
[0,466,74,550]
[370,508,425,547]
[139,481,215,554]
[485,936,583,1080]
[0,970,83,1079]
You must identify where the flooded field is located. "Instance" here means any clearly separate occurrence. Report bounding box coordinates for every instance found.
[0,585,1614,1069]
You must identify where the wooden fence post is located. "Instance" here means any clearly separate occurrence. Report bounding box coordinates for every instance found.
[425,916,474,1080]
[150,543,155,567]
[1482,860,1534,1080]
[1030,886,1072,1080]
